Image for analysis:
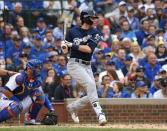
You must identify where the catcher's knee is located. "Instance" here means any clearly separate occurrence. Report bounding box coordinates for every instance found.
[32,89,45,104]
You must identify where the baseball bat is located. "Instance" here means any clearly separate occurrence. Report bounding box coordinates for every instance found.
[61,18,68,52]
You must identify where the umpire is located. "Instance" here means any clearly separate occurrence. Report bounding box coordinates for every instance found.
[61,9,107,126]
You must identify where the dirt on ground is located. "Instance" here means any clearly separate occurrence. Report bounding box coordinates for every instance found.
[1,124,167,129]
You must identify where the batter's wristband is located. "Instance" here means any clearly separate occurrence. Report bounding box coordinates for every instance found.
[71,44,79,50]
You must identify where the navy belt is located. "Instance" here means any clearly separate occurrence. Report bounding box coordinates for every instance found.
[72,58,91,65]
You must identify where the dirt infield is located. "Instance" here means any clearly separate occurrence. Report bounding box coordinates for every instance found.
[1,124,167,130]
[60,123,167,129]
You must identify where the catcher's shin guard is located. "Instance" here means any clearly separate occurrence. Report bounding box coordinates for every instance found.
[29,89,45,120]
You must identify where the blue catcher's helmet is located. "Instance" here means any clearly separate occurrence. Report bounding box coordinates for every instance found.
[26,59,43,77]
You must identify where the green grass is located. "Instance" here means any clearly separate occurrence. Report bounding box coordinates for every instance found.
[0,127,166,131]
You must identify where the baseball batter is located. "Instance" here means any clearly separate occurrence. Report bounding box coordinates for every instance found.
[61,9,107,126]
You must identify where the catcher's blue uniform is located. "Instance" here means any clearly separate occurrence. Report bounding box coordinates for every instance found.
[0,59,49,122]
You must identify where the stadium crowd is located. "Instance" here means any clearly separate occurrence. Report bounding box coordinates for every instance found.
[0,0,167,101]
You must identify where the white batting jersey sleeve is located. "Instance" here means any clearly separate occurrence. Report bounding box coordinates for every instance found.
[5,73,21,91]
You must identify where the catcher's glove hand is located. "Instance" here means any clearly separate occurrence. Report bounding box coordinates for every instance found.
[41,112,58,125]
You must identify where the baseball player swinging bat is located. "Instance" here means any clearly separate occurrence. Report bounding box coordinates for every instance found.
[61,9,107,126]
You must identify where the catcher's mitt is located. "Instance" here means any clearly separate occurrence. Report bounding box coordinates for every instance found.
[41,112,58,125]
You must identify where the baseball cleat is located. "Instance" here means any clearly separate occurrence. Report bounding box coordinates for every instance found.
[71,112,80,124]
[24,119,41,125]
[67,105,80,124]
[98,113,107,126]
[24,113,41,125]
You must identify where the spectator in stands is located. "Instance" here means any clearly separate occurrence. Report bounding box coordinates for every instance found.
[8,2,24,25]
[92,49,105,73]
[164,21,167,42]
[136,4,146,20]
[97,75,113,98]
[0,42,5,69]
[0,17,4,41]
[155,43,167,66]
[131,81,151,98]
[110,81,130,98]
[106,1,127,25]
[43,0,61,24]
[41,58,52,81]
[149,75,162,95]
[124,55,133,75]
[15,16,25,33]
[148,25,156,35]
[94,0,116,15]
[153,78,167,98]
[127,62,138,87]
[96,11,111,30]
[139,46,155,66]
[144,8,159,28]
[144,53,161,82]
[22,0,43,26]
[158,69,167,79]
[144,0,155,13]
[18,51,28,70]
[67,0,80,15]
[160,8,167,29]
[98,76,130,98]
[120,20,137,41]
[135,66,151,88]
[99,60,122,84]
[43,30,54,47]
[22,45,31,59]
[94,72,100,89]
[53,19,64,41]
[55,55,68,77]
[29,35,45,59]
[35,17,47,38]
[54,74,74,101]
[142,35,156,49]
[112,48,127,75]
[6,35,23,71]
[129,41,145,62]
[43,69,59,101]
[126,6,140,31]
[135,19,149,46]
[48,51,59,69]
[110,38,121,57]
[121,37,132,54]
[101,25,112,47]
[53,37,63,55]
[156,29,165,38]
[20,27,32,46]
[2,24,13,42]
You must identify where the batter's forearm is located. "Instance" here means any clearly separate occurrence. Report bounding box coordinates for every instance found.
[78,45,92,53]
